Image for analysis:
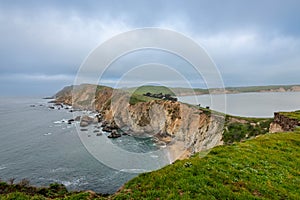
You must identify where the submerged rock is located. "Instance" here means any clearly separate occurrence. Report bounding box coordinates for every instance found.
[108,130,121,138]
[68,119,75,124]
[74,116,81,121]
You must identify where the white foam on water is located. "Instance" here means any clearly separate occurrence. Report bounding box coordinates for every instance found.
[120,169,148,173]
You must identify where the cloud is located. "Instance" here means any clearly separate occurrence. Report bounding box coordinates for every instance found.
[0,73,75,82]
[1,0,300,95]
[0,8,131,74]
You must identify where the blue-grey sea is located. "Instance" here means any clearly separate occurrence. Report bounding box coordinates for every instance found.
[0,97,150,194]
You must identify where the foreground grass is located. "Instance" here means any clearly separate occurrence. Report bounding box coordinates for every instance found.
[0,182,106,200]
[114,131,300,199]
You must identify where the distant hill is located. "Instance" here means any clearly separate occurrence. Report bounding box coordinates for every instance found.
[125,84,300,96]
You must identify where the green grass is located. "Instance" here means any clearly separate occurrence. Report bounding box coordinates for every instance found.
[0,181,107,200]
[114,131,300,199]
[126,85,173,105]
[279,110,300,121]
[129,93,156,105]
[225,84,299,93]
[223,116,272,144]
[126,85,175,96]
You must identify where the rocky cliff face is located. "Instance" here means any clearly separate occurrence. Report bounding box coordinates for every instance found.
[269,112,300,133]
[54,84,224,159]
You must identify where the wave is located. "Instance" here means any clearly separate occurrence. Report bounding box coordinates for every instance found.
[120,168,148,173]
[50,177,88,187]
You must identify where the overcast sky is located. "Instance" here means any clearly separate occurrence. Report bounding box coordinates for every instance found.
[0,0,300,96]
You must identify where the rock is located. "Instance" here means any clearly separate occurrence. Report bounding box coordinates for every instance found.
[48,106,55,109]
[102,126,112,132]
[80,128,88,131]
[80,115,94,127]
[68,119,75,124]
[93,117,99,124]
[80,121,89,127]
[108,130,121,138]
[93,130,100,133]
[55,103,64,108]
[81,115,94,123]
[30,105,35,107]
[96,132,103,136]
[74,116,81,121]
[101,121,109,127]
[95,114,102,122]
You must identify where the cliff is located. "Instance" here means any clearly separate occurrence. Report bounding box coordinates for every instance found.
[269,111,300,133]
[53,84,224,159]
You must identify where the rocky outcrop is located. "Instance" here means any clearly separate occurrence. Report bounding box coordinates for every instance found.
[54,84,225,159]
[269,112,300,133]
[80,115,96,127]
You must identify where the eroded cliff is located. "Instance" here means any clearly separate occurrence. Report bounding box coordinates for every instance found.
[53,84,225,159]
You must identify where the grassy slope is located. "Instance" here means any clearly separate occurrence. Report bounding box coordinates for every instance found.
[126,85,175,105]
[114,131,300,199]
[279,110,300,121]
[127,84,300,96]
[225,84,299,93]
[126,85,175,96]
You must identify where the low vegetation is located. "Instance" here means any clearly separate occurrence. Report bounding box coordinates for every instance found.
[126,85,175,96]
[279,110,300,121]
[114,131,300,199]
[223,115,272,144]
[0,181,107,199]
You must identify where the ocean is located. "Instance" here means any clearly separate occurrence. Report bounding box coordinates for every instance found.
[0,97,145,194]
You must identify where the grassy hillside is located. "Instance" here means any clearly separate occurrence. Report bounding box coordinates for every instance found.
[125,85,175,105]
[225,84,299,93]
[126,84,300,97]
[279,110,300,121]
[114,131,300,199]
[126,85,175,96]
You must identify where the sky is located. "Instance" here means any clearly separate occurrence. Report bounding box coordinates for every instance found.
[0,0,300,96]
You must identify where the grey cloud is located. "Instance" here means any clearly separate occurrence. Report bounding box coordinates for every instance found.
[0,0,300,95]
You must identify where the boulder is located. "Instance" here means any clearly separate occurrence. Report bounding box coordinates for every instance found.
[80,115,94,127]
[102,126,112,132]
[68,119,75,124]
[108,130,121,138]
[74,116,81,121]
[80,121,89,127]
